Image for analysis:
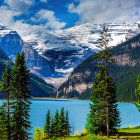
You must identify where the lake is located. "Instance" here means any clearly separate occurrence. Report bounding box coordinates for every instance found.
[0,99,140,137]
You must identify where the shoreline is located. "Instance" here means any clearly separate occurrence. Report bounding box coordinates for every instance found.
[31,97,135,103]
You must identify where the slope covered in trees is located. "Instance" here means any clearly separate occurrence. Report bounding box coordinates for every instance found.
[58,33,140,102]
[0,49,55,98]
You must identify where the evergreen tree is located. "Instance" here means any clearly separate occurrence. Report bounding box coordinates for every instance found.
[135,74,140,103]
[0,64,12,140]
[44,109,51,138]
[90,26,120,137]
[0,102,8,140]
[65,110,71,136]
[11,52,31,139]
[59,107,65,136]
[53,109,60,137]
[50,115,55,138]
[90,66,120,135]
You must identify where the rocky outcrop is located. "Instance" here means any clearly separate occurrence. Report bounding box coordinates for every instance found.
[57,33,140,100]
[24,22,140,86]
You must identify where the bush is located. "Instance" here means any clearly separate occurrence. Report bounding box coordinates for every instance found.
[76,131,81,136]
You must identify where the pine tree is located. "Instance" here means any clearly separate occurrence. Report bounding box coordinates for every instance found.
[0,64,12,140]
[11,52,31,139]
[135,75,140,103]
[90,66,120,135]
[53,109,60,137]
[59,107,65,136]
[50,115,55,138]
[90,26,120,137]
[0,102,8,140]
[65,110,71,136]
[44,109,51,138]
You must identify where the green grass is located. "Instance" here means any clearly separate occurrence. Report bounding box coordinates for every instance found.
[46,127,140,140]
[47,135,106,140]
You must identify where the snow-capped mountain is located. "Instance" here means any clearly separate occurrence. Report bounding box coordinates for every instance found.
[0,25,54,77]
[0,22,140,88]
[24,22,140,53]
[23,22,140,87]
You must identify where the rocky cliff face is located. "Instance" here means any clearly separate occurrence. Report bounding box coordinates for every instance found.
[57,33,140,101]
[1,22,140,89]
[0,25,54,77]
[24,22,140,86]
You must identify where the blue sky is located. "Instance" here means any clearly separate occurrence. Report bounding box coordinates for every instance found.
[0,0,140,37]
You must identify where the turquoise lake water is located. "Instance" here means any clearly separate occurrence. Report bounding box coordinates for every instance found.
[0,99,140,136]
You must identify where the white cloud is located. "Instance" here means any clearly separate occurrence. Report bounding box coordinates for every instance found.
[0,6,20,26]
[0,4,66,38]
[35,9,66,30]
[4,0,34,12]
[40,0,47,3]
[13,21,44,37]
[0,6,42,37]
[68,0,140,24]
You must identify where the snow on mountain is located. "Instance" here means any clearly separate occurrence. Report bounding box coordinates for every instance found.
[0,25,55,78]
[24,22,140,54]
[22,22,140,87]
[0,25,14,38]
[1,22,140,87]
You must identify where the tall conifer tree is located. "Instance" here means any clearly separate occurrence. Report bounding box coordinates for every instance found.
[0,102,8,140]
[11,52,31,139]
[135,75,140,103]
[90,26,120,137]
[0,64,12,140]
[65,110,71,136]
[44,109,51,137]
[59,107,65,136]
[90,66,120,135]
[53,109,60,137]
[50,116,55,138]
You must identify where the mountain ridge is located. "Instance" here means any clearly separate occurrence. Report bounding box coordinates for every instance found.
[57,33,140,101]
[1,22,140,89]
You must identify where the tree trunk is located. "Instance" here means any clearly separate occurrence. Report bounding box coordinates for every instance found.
[105,51,109,138]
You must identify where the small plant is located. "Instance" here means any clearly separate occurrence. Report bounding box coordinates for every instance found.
[76,131,81,136]
[81,128,87,136]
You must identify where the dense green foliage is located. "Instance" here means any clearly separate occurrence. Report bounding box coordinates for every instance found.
[89,66,120,135]
[89,26,120,138]
[0,64,12,140]
[44,109,51,137]
[135,74,140,103]
[30,74,55,98]
[44,108,71,138]
[0,49,55,98]
[10,52,31,139]
[0,52,32,139]
[0,102,8,140]
[58,33,140,102]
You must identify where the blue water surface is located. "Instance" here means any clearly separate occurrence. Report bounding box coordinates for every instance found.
[0,99,140,136]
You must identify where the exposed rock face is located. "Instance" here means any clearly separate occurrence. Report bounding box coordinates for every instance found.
[57,33,140,99]
[0,25,54,77]
[0,30,22,61]
[22,43,54,77]
[113,54,136,66]
[23,22,140,86]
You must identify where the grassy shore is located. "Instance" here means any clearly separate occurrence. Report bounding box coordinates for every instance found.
[44,126,140,140]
